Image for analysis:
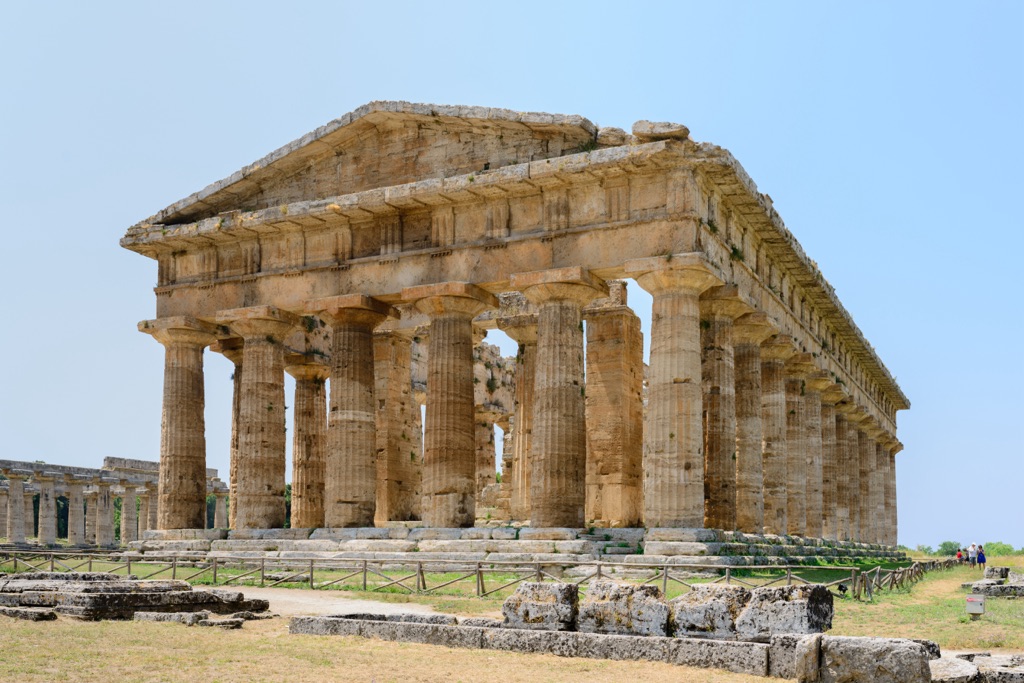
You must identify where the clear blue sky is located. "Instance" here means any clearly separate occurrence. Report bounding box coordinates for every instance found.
[2,2,1021,549]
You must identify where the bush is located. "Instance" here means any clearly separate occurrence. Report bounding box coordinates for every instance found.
[937,541,961,556]
[915,544,934,555]
[982,541,1015,556]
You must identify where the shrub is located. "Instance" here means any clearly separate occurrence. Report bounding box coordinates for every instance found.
[915,544,934,555]
[982,541,1015,556]
[937,540,961,556]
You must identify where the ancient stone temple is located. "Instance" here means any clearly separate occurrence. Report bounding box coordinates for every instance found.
[121,101,908,545]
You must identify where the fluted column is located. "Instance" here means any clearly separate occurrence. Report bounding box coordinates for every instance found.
[497,315,538,523]
[84,490,97,544]
[803,372,832,539]
[699,286,752,531]
[34,473,57,545]
[582,283,644,528]
[784,354,814,536]
[0,487,7,540]
[25,490,35,538]
[819,385,846,541]
[512,267,607,528]
[140,317,218,530]
[137,488,150,536]
[94,479,114,547]
[120,483,138,544]
[145,483,158,531]
[731,312,775,534]
[625,254,723,528]
[285,359,330,529]
[857,424,877,543]
[211,339,243,530]
[217,306,300,530]
[214,492,228,528]
[404,283,497,527]
[3,470,27,544]
[887,441,902,546]
[373,329,419,523]
[875,441,888,544]
[307,296,397,528]
[760,336,796,535]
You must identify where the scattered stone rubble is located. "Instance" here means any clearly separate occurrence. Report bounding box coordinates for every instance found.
[963,566,1024,598]
[930,652,1024,683]
[290,579,944,680]
[0,572,267,622]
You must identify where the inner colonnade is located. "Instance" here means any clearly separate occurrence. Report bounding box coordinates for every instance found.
[122,102,908,545]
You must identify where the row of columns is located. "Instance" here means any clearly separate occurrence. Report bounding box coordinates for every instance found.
[143,256,899,543]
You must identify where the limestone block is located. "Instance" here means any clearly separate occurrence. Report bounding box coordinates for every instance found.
[1008,570,1024,584]
[911,638,942,659]
[670,637,770,677]
[734,585,833,642]
[929,656,980,683]
[642,541,712,556]
[985,566,1011,579]
[482,628,579,657]
[459,528,493,540]
[309,527,398,541]
[289,616,362,636]
[391,622,485,649]
[490,528,519,540]
[140,540,212,552]
[407,528,466,541]
[143,529,227,541]
[518,528,578,541]
[228,528,314,540]
[974,584,1024,597]
[632,120,690,141]
[645,528,719,542]
[818,636,930,683]
[669,584,751,640]
[768,634,802,679]
[577,581,669,637]
[0,606,57,621]
[336,540,417,553]
[459,617,503,628]
[134,610,211,626]
[575,632,673,662]
[501,582,578,631]
[979,666,1024,682]
[198,617,244,629]
[596,127,627,146]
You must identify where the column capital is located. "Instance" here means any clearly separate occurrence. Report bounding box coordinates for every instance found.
[31,471,58,484]
[496,314,539,344]
[732,312,777,347]
[785,352,817,379]
[805,370,834,394]
[891,440,904,455]
[284,357,331,381]
[821,381,849,405]
[403,282,498,318]
[306,294,399,327]
[139,316,219,347]
[760,334,798,362]
[700,284,754,320]
[511,266,608,307]
[624,252,723,296]
[210,337,244,364]
[216,305,302,341]
[1,468,31,481]
[862,417,886,440]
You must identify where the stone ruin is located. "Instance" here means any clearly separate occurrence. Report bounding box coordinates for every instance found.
[962,566,1024,598]
[0,572,267,627]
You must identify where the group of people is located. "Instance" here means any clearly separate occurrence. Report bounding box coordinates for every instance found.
[955,543,987,570]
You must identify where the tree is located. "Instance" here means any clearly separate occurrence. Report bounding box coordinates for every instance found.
[982,541,1015,556]
[937,540,960,556]
[915,544,934,555]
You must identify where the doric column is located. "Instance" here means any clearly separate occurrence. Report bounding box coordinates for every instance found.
[373,329,420,523]
[84,490,97,544]
[211,339,243,530]
[3,469,27,544]
[497,315,538,523]
[307,295,397,528]
[140,316,218,530]
[582,283,644,528]
[625,254,723,528]
[699,285,752,531]
[857,421,879,543]
[66,476,86,545]
[34,472,57,546]
[887,441,902,546]
[214,490,228,528]
[137,488,150,536]
[731,312,775,534]
[0,486,7,540]
[760,336,796,536]
[819,384,847,541]
[403,283,497,527]
[784,353,814,536]
[144,483,158,531]
[875,440,889,544]
[25,489,36,538]
[94,478,115,547]
[120,482,138,544]
[285,358,330,529]
[475,416,497,497]
[803,371,833,539]
[217,306,300,530]
[512,266,607,528]
[842,413,863,541]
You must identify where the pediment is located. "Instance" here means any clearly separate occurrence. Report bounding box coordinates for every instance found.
[141,101,597,227]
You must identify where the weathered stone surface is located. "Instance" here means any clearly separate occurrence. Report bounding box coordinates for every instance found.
[973,583,1024,597]
[671,637,770,677]
[459,617,503,628]
[134,610,210,626]
[0,605,57,621]
[984,566,1010,579]
[669,584,750,640]
[596,127,627,146]
[290,615,361,636]
[501,582,577,631]
[577,581,669,637]
[198,617,244,629]
[818,636,930,683]
[575,632,673,661]
[632,120,690,141]
[910,638,942,659]
[768,633,802,679]
[482,628,579,657]
[1008,570,1024,584]
[734,585,833,642]
[929,656,980,683]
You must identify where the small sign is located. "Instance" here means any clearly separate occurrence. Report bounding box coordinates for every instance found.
[966,594,985,619]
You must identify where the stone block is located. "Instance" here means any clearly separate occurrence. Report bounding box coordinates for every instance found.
[289,616,361,636]
[459,617,503,628]
[501,582,578,631]
[818,636,930,683]
[975,583,1024,597]
[734,585,833,642]
[929,656,980,683]
[982,667,1024,682]
[0,605,57,621]
[139,539,212,552]
[577,581,669,637]
[768,634,801,679]
[198,617,244,629]
[397,623,484,649]
[670,637,770,677]
[482,627,579,657]
[1008,570,1024,584]
[459,528,493,540]
[632,120,690,141]
[490,528,519,540]
[143,529,227,541]
[407,528,465,541]
[910,638,941,659]
[575,632,673,662]
[669,584,750,640]
[984,567,1010,579]
[228,528,313,540]
[518,528,579,541]
[336,540,417,552]
[645,528,719,542]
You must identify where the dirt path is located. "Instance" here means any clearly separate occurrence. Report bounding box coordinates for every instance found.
[239,586,440,617]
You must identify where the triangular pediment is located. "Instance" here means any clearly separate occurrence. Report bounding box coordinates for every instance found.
[141,101,597,227]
